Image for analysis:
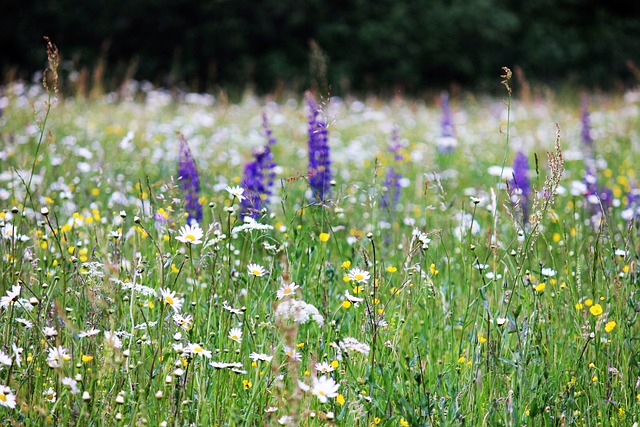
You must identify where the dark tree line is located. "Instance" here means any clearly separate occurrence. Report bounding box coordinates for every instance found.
[1,0,639,94]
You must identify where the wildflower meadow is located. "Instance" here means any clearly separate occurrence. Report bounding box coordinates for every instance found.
[1,47,640,427]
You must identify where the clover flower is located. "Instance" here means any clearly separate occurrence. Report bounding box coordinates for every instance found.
[307,94,332,201]
[177,135,202,224]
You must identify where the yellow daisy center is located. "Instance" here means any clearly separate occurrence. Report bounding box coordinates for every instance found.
[193,346,202,353]
[0,393,6,402]
[165,296,174,305]
[252,269,262,275]
[283,288,292,295]
[185,234,195,242]
[355,274,364,281]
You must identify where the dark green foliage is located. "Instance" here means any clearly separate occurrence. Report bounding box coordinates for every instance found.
[1,0,639,93]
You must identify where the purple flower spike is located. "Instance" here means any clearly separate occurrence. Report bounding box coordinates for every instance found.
[177,134,202,224]
[511,151,531,222]
[381,127,403,218]
[580,98,593,149]
[437,92,458,153]
[440,92,455,138]
[241,113,278,219]
[307,94,332,202]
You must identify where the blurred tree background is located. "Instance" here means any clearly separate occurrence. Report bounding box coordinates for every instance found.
[1,0,639,94]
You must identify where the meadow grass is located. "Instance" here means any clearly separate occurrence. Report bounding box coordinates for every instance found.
[0,62,639,426]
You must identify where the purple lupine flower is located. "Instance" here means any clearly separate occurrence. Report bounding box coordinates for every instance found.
[584,166,613,213]
[240,113,278,219]
[177,134,202,224]
[437,92,458,153]
[307,94,332,202]
[511,151,531,222]
[381,127,403,217]
[440,93,454,138]
[580,98,593,149]
[622,182,640,220]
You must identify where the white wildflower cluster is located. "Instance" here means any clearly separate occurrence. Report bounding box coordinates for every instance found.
[232,216,274,234]
[297,375,340,404]
[113,278,156,297]
[202,227,227,250]
[1,223,30,242]
[275,299,324,327]
[338,337,370,356]
[81,262,106,279]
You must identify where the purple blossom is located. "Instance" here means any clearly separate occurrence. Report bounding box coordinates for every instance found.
[511,151,531,222]
[437,92,458,153]
[177,135,202,223]
[381,127,403,217]
[240,113,277,219]
[584,167,613,213]
[440,93,454,138]
[307,94,332,202]
[580,98,593,149]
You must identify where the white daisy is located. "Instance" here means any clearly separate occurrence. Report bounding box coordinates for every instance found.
[159,288,183,312]
[310,375,339,403]
[222,301,244,315]
[61,377,80,394]
[0,385,16,408]
[247,263,267,277]
[43,387,56,403]
[541,268,557,277]
[344,290,364,304]
[47,346,71,368]
[175,223,204,245]
[276,282,299,300]
[226,186,246,201]
[347,267,370,283]
[185,343,212,358]
[283,345,302,361]
[0,284,20,308]
[0,351,11,366]
[104,331,123,349]
[249,352,273,362]
[172,313,193,330]
[228,327,243,344]
[78,328,101,338]
[315,361,334,374]
[15,318,33,328]
[42,327,58,337]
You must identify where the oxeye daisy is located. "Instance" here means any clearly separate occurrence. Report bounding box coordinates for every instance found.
[247,263,267,277]
[276,282,299,300]
[250,352,273,362]
[347,267,370,283]
[226,186,246,202]
[315,361,335,374]
[310,375,339,403]
[159,288,183,312]
[175,223,204,245]
[0,386,16,409]
[229,327,243,344]
[0,284,20,308]
[185,343,212,358]
[47,346,71,368]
